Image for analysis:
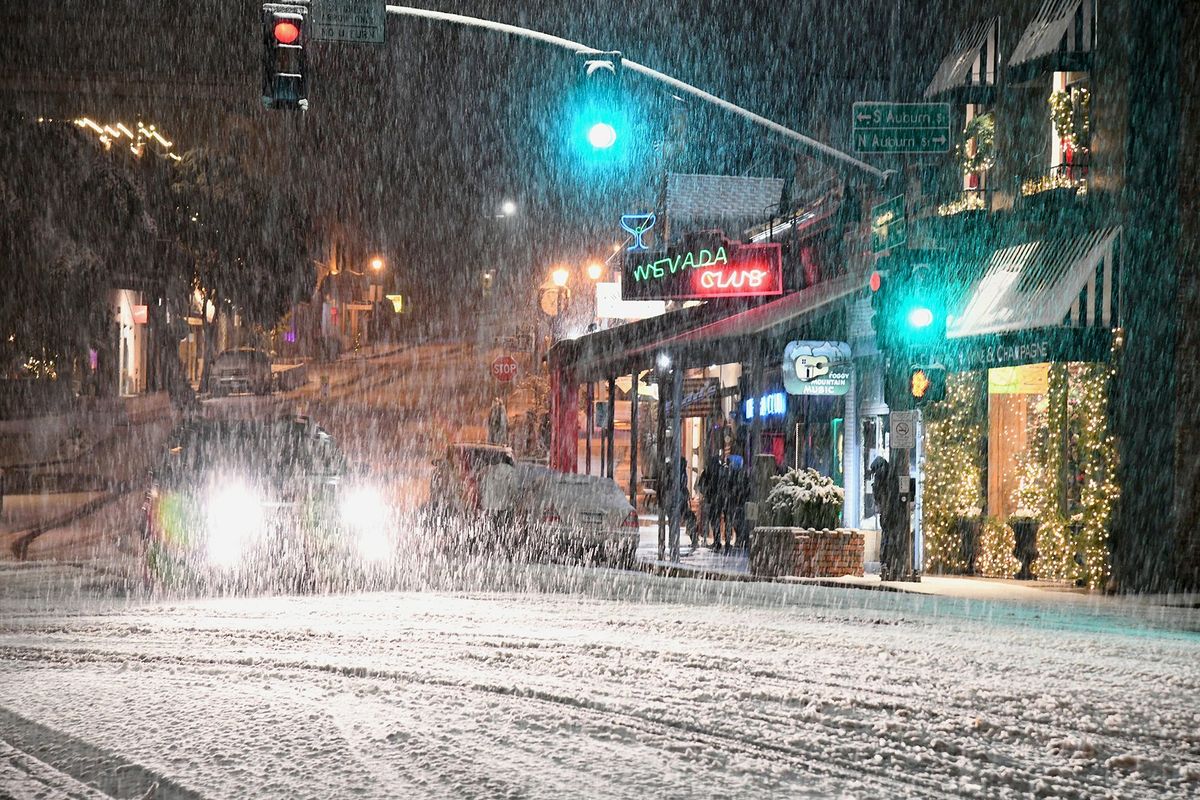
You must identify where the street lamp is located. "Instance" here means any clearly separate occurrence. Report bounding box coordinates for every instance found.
[586,261,605,282]
[551,267,570,288]
[370,256,385,272]
[500,199,518,216]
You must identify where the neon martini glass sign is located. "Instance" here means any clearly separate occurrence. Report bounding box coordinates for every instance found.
[620,213,656,251]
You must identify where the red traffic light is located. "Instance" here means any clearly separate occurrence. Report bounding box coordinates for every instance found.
[273,19,300,44]
[869,271,882,292]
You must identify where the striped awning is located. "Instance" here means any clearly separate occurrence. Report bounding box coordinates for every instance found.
[948,227,1120,338]
[1010,0,1095,72]
[924,17,999,100]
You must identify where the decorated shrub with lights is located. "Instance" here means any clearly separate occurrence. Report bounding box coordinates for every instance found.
[920,372,985,574]
[764,468,844,530]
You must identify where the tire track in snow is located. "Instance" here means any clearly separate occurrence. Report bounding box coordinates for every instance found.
[0,643,976,799]
[4,621,1195,799]
[0,705,206,800]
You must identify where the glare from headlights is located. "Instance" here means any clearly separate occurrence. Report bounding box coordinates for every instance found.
[341,486,391,562]
[206,483,264,567]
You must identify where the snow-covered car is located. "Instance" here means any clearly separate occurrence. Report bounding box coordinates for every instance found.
[426,442,515,518]
[209,347,273,396]
[141,416,396,591]
[480,463,641,568]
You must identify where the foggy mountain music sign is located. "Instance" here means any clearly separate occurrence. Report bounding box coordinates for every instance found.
[622,234,783,301]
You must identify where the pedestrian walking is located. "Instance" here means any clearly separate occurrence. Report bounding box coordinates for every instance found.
[487,397,508,445]
[697,456,724,549]
[724,455,750,551]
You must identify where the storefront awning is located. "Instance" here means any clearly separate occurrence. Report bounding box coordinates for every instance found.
[924,17,999,101]
[949,226,1120,338]
[551,272,862,382]
[1009,0,1095,76]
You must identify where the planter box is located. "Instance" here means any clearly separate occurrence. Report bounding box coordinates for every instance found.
[750,527,865,579]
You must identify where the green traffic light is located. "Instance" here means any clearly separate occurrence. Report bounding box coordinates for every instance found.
[587,122,617,149]
[907,306,934,329]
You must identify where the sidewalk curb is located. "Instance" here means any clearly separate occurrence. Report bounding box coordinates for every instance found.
[8,489,132,560]
[636,559,917,594]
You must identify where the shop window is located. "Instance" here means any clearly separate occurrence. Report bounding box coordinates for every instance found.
[1022,71,1090,197]
[987,363,1051,520]
[938,104,993,217]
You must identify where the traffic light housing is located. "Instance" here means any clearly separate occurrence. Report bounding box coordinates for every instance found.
[570,51,630,163]
[262,3,309,111]
[909,364,946,406]
[868,261,948,351]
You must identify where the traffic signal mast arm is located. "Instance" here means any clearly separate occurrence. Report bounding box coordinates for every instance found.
[381,4,888,182]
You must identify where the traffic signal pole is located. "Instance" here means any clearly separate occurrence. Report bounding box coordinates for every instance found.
[381,5,888,181]
[883,358,917,582]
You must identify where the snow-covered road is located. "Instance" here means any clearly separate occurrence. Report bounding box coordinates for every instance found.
[0,562,1197,799]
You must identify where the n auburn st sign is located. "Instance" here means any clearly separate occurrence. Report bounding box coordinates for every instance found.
[621,234,783,301]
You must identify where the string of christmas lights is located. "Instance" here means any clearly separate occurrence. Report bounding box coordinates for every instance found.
[922,362,1117,585]
[921,373,985,574]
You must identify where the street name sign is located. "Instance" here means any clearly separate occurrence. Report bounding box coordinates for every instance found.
[853,102,951,154]
[871,194,906,254]
[890,410,917,449]
[311,0,386,43]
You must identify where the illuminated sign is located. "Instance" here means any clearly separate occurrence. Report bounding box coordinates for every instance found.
[782,341,852,396]
[620,212,656,251]
[622,235,783,301]
[595,282,666,320]
[744,391,786,420]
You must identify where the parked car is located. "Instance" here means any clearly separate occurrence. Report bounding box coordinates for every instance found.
[141,415,396,591]
[426,442,516,520]
[210,348,273,396]
[425,443,639,568]
[506,465,640,568]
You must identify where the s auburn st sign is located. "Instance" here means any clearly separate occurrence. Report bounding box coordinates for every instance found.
[621,233,783,301]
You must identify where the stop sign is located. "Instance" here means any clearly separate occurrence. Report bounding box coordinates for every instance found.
[491,354,518,382]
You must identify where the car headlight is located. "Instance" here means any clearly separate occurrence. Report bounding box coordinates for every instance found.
[206,483,265,567]
[340,486,391,562]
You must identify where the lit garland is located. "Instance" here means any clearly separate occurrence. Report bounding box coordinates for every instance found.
[936,192,986,217]
[1013,364,1072,581]
[921,362,1117,584]
[1021,172,1088,197]
[920,372,985,573]
[1069,363,1118,587]
[1010,362,1117,586]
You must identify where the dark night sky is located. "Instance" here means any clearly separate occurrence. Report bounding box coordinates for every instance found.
[0,0,946,307]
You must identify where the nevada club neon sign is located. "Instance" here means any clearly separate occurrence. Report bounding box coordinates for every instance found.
[623,238,783,300]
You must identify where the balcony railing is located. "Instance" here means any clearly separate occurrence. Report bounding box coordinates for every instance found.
[936,187,989,217]
[1021,159,1089,198]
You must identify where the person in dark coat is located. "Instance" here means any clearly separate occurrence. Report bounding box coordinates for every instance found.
[870,456,904,580]
[662,455,697,550]
[724,455,750,551]
[697,456,724,549]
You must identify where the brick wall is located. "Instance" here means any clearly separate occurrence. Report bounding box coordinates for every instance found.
[750,527,865,578]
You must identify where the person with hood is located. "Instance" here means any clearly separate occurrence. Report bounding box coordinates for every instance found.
[487,397,508,445]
